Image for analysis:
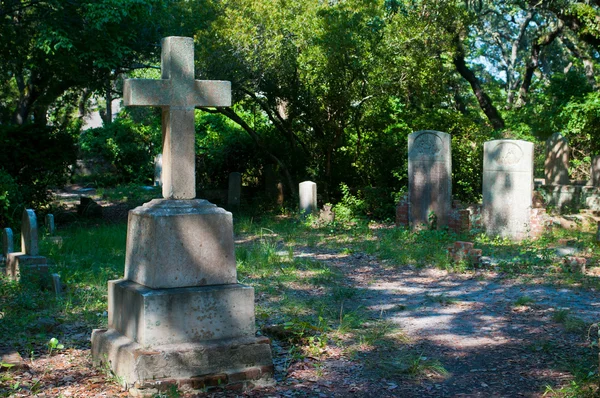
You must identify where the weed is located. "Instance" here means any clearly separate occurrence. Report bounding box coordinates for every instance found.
[424,294,458,306]
[47,337,64,356]
[513,296,535,307]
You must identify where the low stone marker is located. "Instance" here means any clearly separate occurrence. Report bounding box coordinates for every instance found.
[51,273,62,297]
[91,36,273,393]
[228,171,242,207]
[6,209,48,280]
[2,227,13,260]
[299,181,317,217]
[45,214,55,235]
[482,139,534,240]
[154,153,163,187]
[591,156,600,187]
[408,130,452,229]
[544,132,570,185]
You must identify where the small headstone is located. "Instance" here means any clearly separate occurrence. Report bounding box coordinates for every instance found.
[408,130,452,229]
[21,209,39,256]
[482,139,534,240]
[45,214,55,235]
[6,209,48,282]
[544,132,569,185]
[51,273,62,297]
[591,156,600,187]
[154,154,163,187]
[228,172,242,207]
[2,228,13,257]
[299,181,317,216]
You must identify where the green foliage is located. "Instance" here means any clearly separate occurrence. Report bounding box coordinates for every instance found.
[78,117,160,185]
[0,124,75,225]
[0,169,23,228]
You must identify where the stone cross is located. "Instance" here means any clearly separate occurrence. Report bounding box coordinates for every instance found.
[123,36,231,199]
[21,209,38,256]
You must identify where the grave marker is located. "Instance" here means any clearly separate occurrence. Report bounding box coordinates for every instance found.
[6,209,48,280]
[154,154,163,187]
[545,132,570,185]
[228,171,241,207]
[482,139,534,240]
[45,214,55,235]
[408,130,452,229]
[591,156,600,187]
[299,181,317,216]
[2,228,13,258]
[91,37,273,392]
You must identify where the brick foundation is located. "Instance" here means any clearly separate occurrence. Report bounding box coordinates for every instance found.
[447,241,482,266]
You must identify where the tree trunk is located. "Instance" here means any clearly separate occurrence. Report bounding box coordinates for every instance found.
[453,40,505,130]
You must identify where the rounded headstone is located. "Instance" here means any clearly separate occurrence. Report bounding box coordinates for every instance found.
[2,228,13,257]
[21,208,38,256]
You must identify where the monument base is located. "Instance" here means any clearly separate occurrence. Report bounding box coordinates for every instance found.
[6,252,48,281]
[91,329,274,393]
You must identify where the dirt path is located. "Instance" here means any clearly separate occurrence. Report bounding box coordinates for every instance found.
[280,250,600,397]
[2,244,599,397]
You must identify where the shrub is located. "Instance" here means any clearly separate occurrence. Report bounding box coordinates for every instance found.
[78,118,160,185]
[0,123,76,222]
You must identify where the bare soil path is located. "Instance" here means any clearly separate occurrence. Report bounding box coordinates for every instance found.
[2,242,599,397]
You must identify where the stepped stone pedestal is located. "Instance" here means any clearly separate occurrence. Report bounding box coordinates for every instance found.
[91,200,273,391]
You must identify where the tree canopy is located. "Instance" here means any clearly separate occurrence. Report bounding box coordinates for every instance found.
[1,0,600,222]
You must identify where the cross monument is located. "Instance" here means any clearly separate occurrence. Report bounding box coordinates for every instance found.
[124,36,230,199]
[91,37,273,393]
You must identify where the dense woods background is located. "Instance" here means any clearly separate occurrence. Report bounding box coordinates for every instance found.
[2,0,600,225]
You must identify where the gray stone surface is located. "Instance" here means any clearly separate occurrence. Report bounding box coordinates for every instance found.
[299,181,317,216]
[123,36,231,200]
[592,156,600,187]
[482,139,534,240]
[408,130,452,229]
[45,214,55,235]
[21,209,38,256]
[52,273,62,297]
[545,132,570,185]
[91,329,273,388]
[108,280,255,346]
[2,227,13,257]
[228,172,242,207]
[124,199,236,289]
[154,154,163,187]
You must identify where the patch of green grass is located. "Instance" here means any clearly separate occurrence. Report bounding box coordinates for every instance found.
[424,293,458,306]
[513,296,535,307]
[551,309,589,334]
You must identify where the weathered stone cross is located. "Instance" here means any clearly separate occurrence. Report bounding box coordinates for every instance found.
[124,36,231,199]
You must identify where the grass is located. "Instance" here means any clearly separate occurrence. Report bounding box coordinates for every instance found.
[2,185,600,394]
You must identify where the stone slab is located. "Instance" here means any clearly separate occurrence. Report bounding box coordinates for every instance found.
[6,252,48,280]
[408,130,452,229]
[108,280,255,346]
[482,140,534,240]
[2,228,13,257]
[21,209,38,256]
[545,132,569,185]
[91,328,273,389]
[299,181,317,216]
[124,199,236,289]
